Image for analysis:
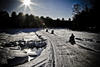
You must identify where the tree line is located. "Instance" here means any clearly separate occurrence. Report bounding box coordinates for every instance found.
[0,10,72,29]
[0,11,43,28]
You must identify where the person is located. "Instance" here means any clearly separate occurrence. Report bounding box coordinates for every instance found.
[69,33,76,45]
[46,29,48,32]
[51,30,54,34]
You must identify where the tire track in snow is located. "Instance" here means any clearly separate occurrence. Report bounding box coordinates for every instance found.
[36,31,55,67]
[40,31,64,67]
[40,31,73,67]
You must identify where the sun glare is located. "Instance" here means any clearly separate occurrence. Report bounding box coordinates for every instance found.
[23,0,32,6]
[19,0,38,11]
[18,0,38,14]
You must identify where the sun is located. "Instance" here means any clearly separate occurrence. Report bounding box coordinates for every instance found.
[23,0,32,6]
[22,0,32,7]
[18,0,38,13]
[19,0,37,10]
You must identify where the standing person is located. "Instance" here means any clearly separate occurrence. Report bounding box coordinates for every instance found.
[69,33,76,45]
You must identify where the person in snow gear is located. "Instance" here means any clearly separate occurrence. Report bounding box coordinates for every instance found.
[51,30,54,34]
[69,33,76,45]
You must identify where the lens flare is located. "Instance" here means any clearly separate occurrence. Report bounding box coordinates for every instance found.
[23,0,32,6]
[19,0,38,11]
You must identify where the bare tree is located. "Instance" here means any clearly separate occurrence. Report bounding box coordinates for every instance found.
[72,4,81,15]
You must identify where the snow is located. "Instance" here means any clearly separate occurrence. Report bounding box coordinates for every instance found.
[45,29,100,51]
[24,49,37,56]
[0,29,48,66]
[38,29,100,67]
[0,28,100,67]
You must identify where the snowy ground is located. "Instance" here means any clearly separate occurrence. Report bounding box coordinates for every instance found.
[51,29,100,51]
[0,29,48,67]
[38,29,100,67]
[0,28,100,67]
